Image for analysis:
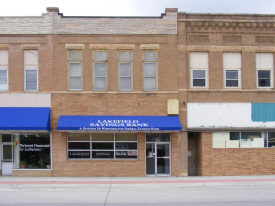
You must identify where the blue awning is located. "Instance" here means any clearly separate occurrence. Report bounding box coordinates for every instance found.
[0,107,51,131]
[57,116,182,132]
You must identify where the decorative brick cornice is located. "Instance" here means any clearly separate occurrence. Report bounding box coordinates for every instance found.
[0,44,10,49]
[21,44,40,50]
[65,44,85,50]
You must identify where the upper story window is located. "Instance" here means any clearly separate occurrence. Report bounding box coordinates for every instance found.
[190,52,208,88]
[223,53,241,89]
[24,50,38,91]
[0,50,8,91]
[118,51,132,91]
[93,51,107,91]
[143,51,157,91]
[256,53,274,89]
[68,50,82,91]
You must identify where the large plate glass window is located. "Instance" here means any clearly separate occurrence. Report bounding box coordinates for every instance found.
[212,132,275,148]
[0,50,8,91]
[67,133,138,159]
[12,133,51,169]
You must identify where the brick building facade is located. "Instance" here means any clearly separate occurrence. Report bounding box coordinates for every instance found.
[0,8,275,177]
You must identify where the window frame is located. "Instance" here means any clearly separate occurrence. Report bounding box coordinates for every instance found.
[256,53,274,89]
[223,52,242,89]
[118,51,132,92]
[24,50,38,92]
[24,69,38,92]
[143,50,158,91]
[67,133,138,160]
[93,50,107,91]
[224,69,241,88]
[68,50,82,91]
[0,50,8,92]
[190,52,209,89]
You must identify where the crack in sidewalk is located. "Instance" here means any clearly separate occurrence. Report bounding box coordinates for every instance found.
[104,177,112,206]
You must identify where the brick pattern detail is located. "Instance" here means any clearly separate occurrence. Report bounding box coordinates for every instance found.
[223,36,242,43]
[196,132,275,176]
[255,36,274,43]
[189,35,209,43]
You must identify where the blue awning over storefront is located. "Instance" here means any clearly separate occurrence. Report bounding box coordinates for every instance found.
[0,107,51,131]
[57,116,182,132]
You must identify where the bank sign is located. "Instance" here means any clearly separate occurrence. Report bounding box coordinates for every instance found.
[57,116,182,131]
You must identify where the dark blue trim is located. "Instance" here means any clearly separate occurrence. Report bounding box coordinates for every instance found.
[57,116,182,131]
[0,107,51,131]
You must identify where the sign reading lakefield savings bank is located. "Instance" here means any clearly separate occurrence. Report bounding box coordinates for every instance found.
[79,119,160,131]
[56,116,182,131]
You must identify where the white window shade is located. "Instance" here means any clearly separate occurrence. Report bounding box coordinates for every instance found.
[223,53,241,69]
[256,53,273,69]
[190,52,208,69]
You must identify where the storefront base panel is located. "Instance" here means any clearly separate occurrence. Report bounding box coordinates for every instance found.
[50,131,181,177]
[196,132,275,176]
[12,170,53,177]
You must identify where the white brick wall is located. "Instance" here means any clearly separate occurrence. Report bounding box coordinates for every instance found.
[0,12,54,34]
[0,11,177,35]
[53,12,177,34]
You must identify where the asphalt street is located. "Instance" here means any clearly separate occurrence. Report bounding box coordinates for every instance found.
[1,176,275,205]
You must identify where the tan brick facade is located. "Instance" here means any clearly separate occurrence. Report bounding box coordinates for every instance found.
[179,12,275,176]
[2,8,275,177]
[196,132,275,176]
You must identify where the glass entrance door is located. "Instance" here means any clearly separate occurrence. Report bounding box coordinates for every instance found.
[146,143,170,176]
[156,144,170,175]
[1,143,13,176]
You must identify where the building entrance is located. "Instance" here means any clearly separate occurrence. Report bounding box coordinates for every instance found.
[146,134,171,176]
[1,134,13,176]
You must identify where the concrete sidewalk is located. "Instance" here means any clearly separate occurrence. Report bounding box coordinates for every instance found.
[1,175,275,187]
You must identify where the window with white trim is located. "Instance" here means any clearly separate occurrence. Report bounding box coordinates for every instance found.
[190,52,208,88]
[118,51,132,91]
[223,53,241,88]
[67,133,138,159]
[93,51,107,91]
[68,50,82,90]
[143,51,157,91]
[212,132,275,148]
[256,53,274,88]
[0,50,8,91]
[24,50,38,91]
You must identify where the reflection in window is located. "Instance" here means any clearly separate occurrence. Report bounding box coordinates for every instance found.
[67,133,138,159]
[13,133,51,169]
[193,70,206,87]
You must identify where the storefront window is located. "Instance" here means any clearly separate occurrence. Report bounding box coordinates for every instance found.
[13,133,51,169]
[213,132,275,148]
[67,133,138,159]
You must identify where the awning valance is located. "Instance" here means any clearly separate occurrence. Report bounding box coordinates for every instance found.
[57,116,182,132]
[0,107,50,131]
